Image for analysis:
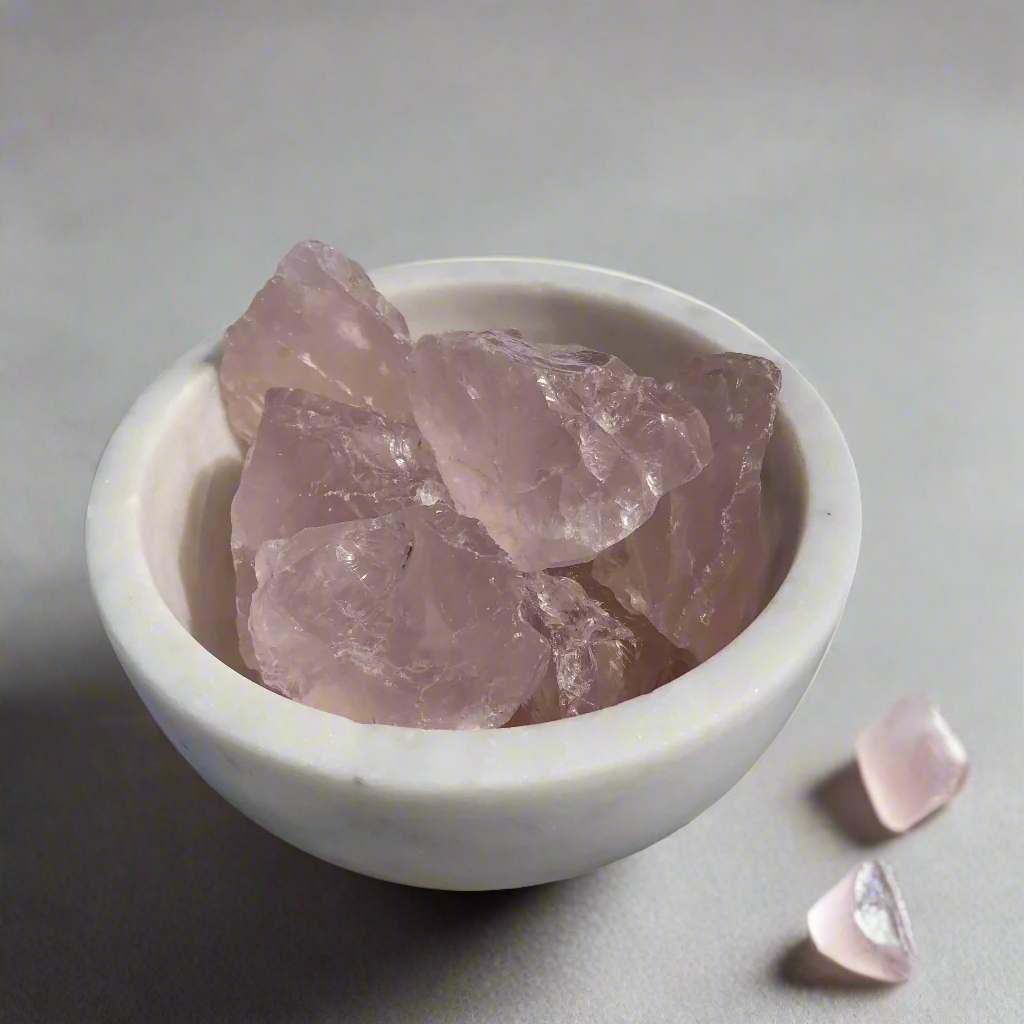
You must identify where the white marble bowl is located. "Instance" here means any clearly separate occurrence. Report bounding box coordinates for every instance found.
[86,259,861,890]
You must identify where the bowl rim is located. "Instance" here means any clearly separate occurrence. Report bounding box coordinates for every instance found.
[86,257,861,794]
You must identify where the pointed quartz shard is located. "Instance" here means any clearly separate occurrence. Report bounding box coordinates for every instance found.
[593,353,781,660]
[512,565,694,724]
[409,329,713,572]
[248,504,550,728]
[855,694,969,833]
[230,388,444,668]
[807,859,918,983]
[219,241,414,443]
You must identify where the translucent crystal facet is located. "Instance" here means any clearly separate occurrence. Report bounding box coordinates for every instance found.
[230,387,443,667]
[219,241,413,443]
[409,329,713,572]
[248,504,550,728]
[807,859,918,983]
[593,353,781,660]
[855,694,969,833]
[512,565,694,724]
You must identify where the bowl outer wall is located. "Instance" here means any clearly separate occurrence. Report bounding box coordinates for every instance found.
[86,258,861,889]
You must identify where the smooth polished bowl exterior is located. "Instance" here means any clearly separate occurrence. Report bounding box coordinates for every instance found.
[86,259,861,890]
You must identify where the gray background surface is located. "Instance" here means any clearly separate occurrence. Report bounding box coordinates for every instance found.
[2,2,1022,1021]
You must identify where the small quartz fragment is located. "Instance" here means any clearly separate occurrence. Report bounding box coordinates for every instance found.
[219,241,414,443]
[593,353,781,660]
[248,504,550,728]
[230,387,444,667]
[855,694,969,833]
[410,330,712,572]
[512,565,694,724]
[807,859,918,983]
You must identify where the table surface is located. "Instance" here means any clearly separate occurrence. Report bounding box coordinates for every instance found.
[2,2,1022,1022]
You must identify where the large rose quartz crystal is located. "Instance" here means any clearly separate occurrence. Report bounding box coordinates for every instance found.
[807,859,918,983]
[855,695,968,833]
[409,330,713,572]
[218,243,790,726]
[248,504,550,728]
[230,387,444,668]
[593,353,781,660]
[219,241,413,443]
[512,565,694,724]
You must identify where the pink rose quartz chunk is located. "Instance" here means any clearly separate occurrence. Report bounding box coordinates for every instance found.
[593,353,781,660]
[248,504,550,728]
[512,565,694,724]
[219,241,414,443]
[855,694,969,833]
[807,859,918,983]
[230,387,444,668]
[217,242,791,726]
[410,330,713,572]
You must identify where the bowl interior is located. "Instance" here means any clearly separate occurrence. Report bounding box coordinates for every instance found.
[143,274,807,683]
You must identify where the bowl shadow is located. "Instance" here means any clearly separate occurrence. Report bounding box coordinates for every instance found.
[1,638,593,1023]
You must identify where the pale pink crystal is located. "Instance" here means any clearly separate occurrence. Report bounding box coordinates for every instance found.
[409,330,712,572]
[807,859,918,983]
[593,353,781,660]
[230,387,444,668]
[511,565,694,724]
[219,241,413,443]
[855,694,968,833]
[248,504,550,728]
